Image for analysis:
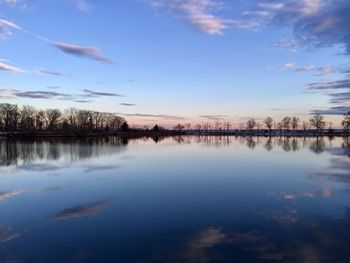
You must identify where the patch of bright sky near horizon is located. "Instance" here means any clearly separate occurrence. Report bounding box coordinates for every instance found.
[0,0,349,127]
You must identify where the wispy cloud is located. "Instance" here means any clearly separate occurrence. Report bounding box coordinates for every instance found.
[0,87,123,103]
[47,86,61,90]
[282,63,296,70]
[308,75,350,115]
[123,112,186,120]
[308,78,350,91]
[296,65,314,72]
[38,69,66,77]
[13,90,72,99]
[0,17,21,30]
[3,0,25,7]
[1,17,113,65]
[83,89,123,97]
[199,114,227,120]
[317,65,333,75]
[0,61,24,73]
[283,63,332,75]
[50,41,113,63]
[72,0,93,13]
[149,0,260,35]
[120,103,136,106]
[251,1,350,58]
[4,0,21,4]
[273,38,299,52]
[0,17,22,38]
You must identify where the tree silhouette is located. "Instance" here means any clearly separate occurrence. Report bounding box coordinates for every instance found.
[263,117,273,133]
[309,114,326,133]
[246,119,256,131]
[342,112,350,132]
[291,117,300,131]
[0,103,127,134]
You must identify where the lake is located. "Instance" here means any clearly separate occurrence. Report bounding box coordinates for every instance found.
[0,136,350,262]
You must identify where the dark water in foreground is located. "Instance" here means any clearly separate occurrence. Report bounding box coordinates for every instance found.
[0,136,350,262]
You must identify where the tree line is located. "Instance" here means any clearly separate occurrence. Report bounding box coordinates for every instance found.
[0,103,128,132]
[172,112,350,134]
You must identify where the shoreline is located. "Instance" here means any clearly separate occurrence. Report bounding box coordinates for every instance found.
[0,129,349,139]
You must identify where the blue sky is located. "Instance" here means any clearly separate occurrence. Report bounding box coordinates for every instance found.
[1,0,349,127]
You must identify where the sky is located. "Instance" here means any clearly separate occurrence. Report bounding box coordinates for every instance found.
[0,0,350,127]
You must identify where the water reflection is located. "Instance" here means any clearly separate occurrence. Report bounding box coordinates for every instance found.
[0,190,23,202]
[0,136,349,262]
[0,137,128,172]
[51,200,110,221]
[0,226,20,245]
[1,137,349,170]
[166,135,345,154]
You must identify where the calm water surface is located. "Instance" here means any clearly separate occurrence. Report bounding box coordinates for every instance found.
[0,136,350,262]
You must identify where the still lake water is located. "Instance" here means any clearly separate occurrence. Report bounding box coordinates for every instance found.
[0,136,350,262]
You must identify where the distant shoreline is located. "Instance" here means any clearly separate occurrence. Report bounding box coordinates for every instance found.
[0,129,349,139]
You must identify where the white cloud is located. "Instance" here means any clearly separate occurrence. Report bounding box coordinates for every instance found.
[0,61,24,73]
[0,18,22,37]
[283,63,295,69]
[299,0,323,16]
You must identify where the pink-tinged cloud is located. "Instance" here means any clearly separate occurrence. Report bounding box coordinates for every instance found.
[150,0,260,35]
[0,61,24,73]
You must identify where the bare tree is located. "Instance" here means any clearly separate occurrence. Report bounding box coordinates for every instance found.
[277,122,283,133]
[45,109,62,130]
[246,119,256,131]
[302,121,309,133]
[173,124,185,131]
[19,105,36,130]
[263,117,273,132]
[64,108,78,129]
[77,110,92,130]
[309,114,326,133]
[0,104,19,131]
[214,120,222,131]
[0,103,128,134]
[291,117,300,131]
[281,116,291,131]
[223,121,231,131]
[35,110,46,130]
[342,112,350,132]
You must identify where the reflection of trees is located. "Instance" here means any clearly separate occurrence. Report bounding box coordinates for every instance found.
[0,137,127,167]
[170,136,342,155]
[1,136,347,168]
[309,137,325,154]
[342,137,350,157]
[264,137,273,151]
[291,138,300,152]
[192,136,232,147]
[282,138,291,152]
[246,137,256,149]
